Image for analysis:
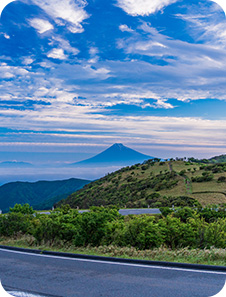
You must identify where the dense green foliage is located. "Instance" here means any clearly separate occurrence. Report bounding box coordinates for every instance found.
[1,205,226,250]
[10,203,34,215]
[57,160,226,209]
[0,178,91,212]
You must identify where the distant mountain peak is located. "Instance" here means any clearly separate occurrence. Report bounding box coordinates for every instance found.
[0,161,33,168]
[112,143,123,147]
[70,143,155,166]
[111,143,126,150]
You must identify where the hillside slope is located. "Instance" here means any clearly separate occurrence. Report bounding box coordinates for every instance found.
[209,155,226,163]
[57,160,226,209]
[70,143,154,166]
[0,178,91,212]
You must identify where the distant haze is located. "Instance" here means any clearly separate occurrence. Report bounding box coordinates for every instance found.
[0,142,225,185]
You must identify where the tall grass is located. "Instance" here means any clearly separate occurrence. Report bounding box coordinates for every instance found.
[1,235,225,266]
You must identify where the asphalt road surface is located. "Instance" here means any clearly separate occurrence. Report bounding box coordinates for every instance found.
[0,248,225,297]
[40,209,161,216]
[118,208,161,215]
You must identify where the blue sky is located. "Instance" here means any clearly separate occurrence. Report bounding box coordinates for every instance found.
[0,0,226,170]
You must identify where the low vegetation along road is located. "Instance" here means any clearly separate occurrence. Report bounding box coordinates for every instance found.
[0,248,225,297]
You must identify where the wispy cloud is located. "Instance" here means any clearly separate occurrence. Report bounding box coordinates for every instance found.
[32,0,89,33]
[119,24,134,32]
[1,0,226,161]
[49,36,79,56]
[29,18,53,34]
[175,2,226,47]
[116,0,179,16]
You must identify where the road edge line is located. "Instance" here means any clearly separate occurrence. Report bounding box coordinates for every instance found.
[0,244,225,272]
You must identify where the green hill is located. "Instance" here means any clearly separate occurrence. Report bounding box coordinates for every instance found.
[209,155,226,163]
[0,178,91,212]
[186,154,226,164]
[57,160,226,209]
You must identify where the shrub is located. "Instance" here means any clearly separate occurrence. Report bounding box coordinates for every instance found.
[0,212,34,237]
[10,203,34,215]
[218,176,226,183]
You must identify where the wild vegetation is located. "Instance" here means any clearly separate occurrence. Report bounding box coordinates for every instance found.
[1,204,226,250]
[57,159,226,209]
[1,159,226,266]
[1,203,226,265]
[1,236,225,266]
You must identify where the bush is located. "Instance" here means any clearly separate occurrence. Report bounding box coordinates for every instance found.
[159,216,196,248]
[107,216,165,249]
[10,203,34,215]
[2,204,226,251]
[0,212,34,237]
[218,176,226,183]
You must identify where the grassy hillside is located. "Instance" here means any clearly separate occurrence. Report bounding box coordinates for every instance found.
[57,160,226,209]
[0,178,91,212]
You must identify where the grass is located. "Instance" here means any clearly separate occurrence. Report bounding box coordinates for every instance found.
[191,193,226,206]
[128,161,226,206]
[1,235,226,267]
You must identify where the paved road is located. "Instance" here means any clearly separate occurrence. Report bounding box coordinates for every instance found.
[119,208,161,215]
[40,209,161,216]
[0,248,225,297]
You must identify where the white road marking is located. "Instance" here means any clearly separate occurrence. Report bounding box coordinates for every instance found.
[0,248,226,276]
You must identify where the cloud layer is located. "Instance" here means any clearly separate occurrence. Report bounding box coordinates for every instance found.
[0,0,226,162]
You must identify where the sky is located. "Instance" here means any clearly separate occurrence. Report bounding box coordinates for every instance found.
[0,0,226,182]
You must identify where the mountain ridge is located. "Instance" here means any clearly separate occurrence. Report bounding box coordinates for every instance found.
[0,177,91,212]
[0,161,33,167]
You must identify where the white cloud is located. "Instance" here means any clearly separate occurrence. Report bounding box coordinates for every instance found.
[1,102,226,157]
[47,48,67,60]
[93,91,174,109]
[4,33,10,39]
[0,63,30,79]
[29,18,53,34]
[49,36,79,55]
[35,86,76,103]
[116,0,179,16]
[32,0,89,33]
[83,65,112,80]
[89,47,99,56]
[144,100,174,109]
[39,61,53,69]
[116,19,226,99]
[87,47,99,64]
[23,58,34,65]
[0,71,14,79]
[175,12,226,47]
[119,24,134,32]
